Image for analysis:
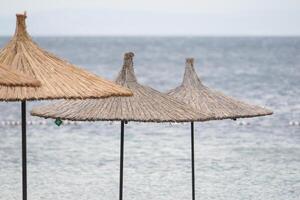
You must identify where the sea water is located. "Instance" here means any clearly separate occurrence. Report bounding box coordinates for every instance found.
[0,37,299,200]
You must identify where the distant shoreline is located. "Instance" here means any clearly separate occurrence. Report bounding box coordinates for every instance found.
[0,35,300,38]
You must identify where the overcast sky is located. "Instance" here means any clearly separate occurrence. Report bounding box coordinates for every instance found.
[1,0,300,36]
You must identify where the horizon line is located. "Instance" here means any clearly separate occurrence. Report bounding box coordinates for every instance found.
[0,34,300,38]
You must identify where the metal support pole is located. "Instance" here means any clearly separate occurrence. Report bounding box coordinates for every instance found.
[191,122,195,200]
[119,121,125,200]
[21,101,27,200]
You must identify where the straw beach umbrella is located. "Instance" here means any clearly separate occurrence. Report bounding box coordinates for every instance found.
[167,58,273,200]
[0,63,40,87]
[0,13,132,200]
[31,52,213,200]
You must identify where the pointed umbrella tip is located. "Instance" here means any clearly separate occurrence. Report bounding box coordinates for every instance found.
[15,12,28,38]
[182,57,203,87]
[16,11,27,18]
[186,58,194,64]
[116,52,137,84]
[124,52,135,59]
[123,52,135,67]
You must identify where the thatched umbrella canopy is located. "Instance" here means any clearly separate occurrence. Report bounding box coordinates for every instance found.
[31,52,213,200]
[31,53,211,122]
[168,58,272,119]
[0,63,40,87]
[167,58,273,200]
[0,13,132,101]
[0,13,132,200]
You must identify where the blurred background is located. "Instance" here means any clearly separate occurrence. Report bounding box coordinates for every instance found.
[0,1,299,200]
[1,0,300,36]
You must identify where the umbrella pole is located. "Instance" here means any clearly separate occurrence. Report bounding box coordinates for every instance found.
[119,121,125,200]
[191,122,195,200]
[21,101,27,200]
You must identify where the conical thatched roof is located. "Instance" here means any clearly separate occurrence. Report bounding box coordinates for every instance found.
[0,13,132,101]
[0,63,40,87]
[167,58,273,120]
[31,53,213,122]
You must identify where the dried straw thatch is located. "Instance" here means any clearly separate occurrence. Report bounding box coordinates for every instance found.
[0,63,40,87]
[0,13,132,101]
[167,58,273,119]
[31,53,213,122]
